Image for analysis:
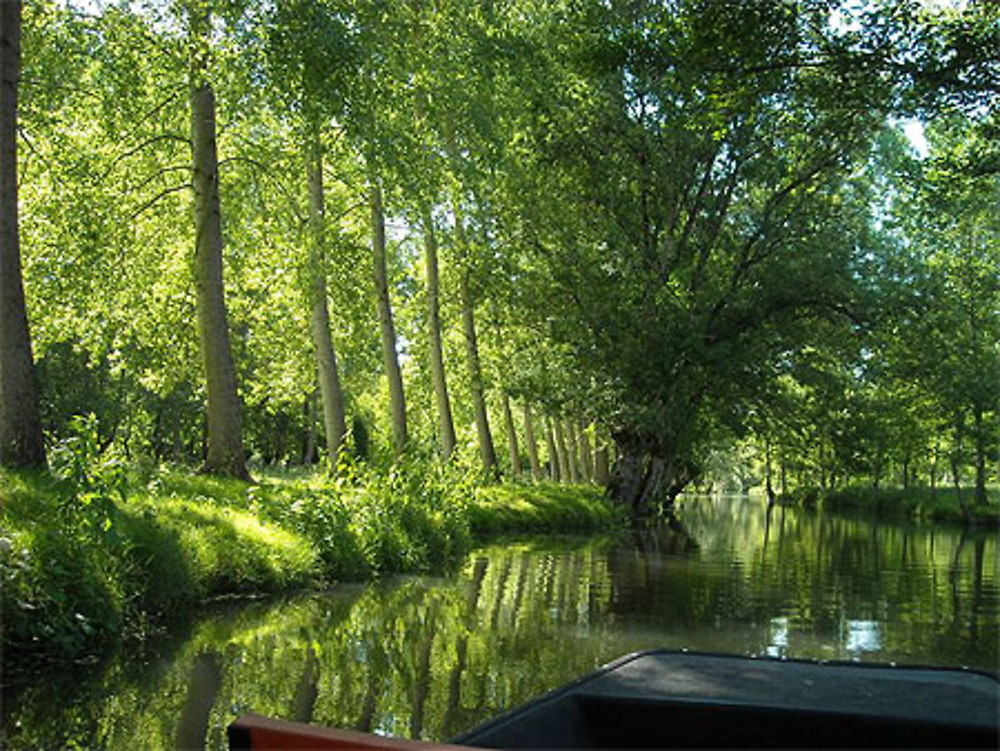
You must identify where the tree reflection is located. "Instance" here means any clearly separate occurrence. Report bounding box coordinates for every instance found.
[3,503,997,751]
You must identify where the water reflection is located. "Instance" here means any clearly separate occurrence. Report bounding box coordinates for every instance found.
[3,497,997,750]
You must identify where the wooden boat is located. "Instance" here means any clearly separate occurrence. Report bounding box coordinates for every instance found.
[228,649,1000,749]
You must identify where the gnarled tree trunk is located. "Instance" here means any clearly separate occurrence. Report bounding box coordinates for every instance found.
[608,431,698,514]
[0,0,45,469]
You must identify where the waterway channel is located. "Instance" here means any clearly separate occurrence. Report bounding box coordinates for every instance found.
[3,494,997,749]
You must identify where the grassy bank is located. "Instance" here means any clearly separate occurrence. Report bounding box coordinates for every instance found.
[781,484,1000,524]
[0,462,619,661]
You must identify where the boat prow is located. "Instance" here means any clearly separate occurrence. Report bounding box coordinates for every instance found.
[229,649,1000,749]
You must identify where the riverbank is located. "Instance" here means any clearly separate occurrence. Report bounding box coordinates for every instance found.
[0,463,620,662]
[777,485,1000,525]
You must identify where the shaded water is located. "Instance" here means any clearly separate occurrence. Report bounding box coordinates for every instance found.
[3,495,997,749]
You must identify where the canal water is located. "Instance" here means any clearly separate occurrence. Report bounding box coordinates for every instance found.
[3,495,997,749]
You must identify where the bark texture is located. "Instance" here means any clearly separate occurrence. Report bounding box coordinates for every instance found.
[594,441,610,486]
[0,0,45,469]
[577,419,594,481]
[502,393,521,476]
[554,419,571,482]
[454,204,496,473]
[608,431,697,514]
[371,179,407,452]
[523,402,541,479]
[191,75,247,479]
[544,416,560,482]
[565,419,581,482]
[307,144,348,466]
[423,210,457,458]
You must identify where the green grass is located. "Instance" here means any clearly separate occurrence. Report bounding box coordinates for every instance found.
[782,484,1000,524]
[471,481,622,534]
[1,463,618,661]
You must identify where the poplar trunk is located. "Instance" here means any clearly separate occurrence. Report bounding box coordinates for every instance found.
[455,207,496,473]
[594,441,610,486]
[554,419,571,482]
[544,416,561,482]
[423,209,456,458]
[502,393,521,476]
[191,78,247,480]
[371,180,407,452]
[0,0,44,468]
[307,144,348,466]
[565,419,581,483]
[523,402,541,479]
[577,419,594,481]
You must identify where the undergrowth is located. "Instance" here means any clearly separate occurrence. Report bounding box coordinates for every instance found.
[1,426,617,661]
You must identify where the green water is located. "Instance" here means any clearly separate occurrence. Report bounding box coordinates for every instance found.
[3,495,997,749]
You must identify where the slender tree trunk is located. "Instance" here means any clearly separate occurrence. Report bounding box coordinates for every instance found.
[577,419,594,482]
[554,419,572,482]
[302,389,317,465]
[423,209,457,459]
[307,141,348,467]
[951,412,968,519]
[523,402,541,479]
[454,207,496,473]
[0,0,45,469]
[502,393,521,477]
[190,41,247,479]
[594,437,610,486]
[544,416,561,482]
[764,435,776,505]
[371,178,407,452]
[779,451,787,496]
[930,425,941,497]
[565,419,581,483]
[973,403,986,508]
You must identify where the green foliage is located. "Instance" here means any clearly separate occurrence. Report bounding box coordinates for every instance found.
[48,414,126,537]
[2,457,618,662]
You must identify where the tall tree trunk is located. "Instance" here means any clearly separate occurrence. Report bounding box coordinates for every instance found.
[577,419,594,481]
[190,44,247,479]
[594,437,610,487]
[371,179,407,452]
[764,435,776,505]
[0,0,45,469]
[502,393,521,477]
[454,206,496,474]
[307,141,348,467]
[413,90,456,460]
[523,402,541,479]
[302,389,317,465]
[544,416,561,482]
[973,402,986,508]
[554,419,571,482]
[565,419,581,483]
[422,209,457,459]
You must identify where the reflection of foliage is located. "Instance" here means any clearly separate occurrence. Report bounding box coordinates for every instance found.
[5,513,997,750]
